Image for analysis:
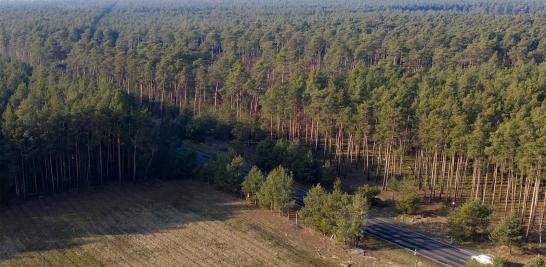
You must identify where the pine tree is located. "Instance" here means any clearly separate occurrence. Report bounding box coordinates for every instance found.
[391,177,419,214]
[257,166,294,214]
[241,166,264,205]
[300,184,330,233]
[300,179,369,245]
[490,213,523,254]
[211,152,245,193]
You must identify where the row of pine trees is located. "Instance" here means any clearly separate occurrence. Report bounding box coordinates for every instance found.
[0,58,154,201]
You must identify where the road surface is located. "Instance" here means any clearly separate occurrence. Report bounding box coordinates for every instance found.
[365,217,475,266]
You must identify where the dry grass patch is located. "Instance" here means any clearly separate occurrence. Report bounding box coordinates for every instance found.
[0,179,427,267]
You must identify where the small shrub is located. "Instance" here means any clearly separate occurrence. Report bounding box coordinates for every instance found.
[448,199,492,241]
[490,212,523,254]
[391,177,419,214]
[525,256,546,267]
[356,184,380,204]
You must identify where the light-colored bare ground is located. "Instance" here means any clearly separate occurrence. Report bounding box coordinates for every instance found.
[0,180,424,267]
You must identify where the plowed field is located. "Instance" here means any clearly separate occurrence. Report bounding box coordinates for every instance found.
[0,180,420,267]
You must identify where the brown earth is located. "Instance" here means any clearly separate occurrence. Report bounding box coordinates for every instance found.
[0,179,432,267]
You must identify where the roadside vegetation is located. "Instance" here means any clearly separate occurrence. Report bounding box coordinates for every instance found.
[390,177,420,215]
[490,213,524,255]
[448,199,493,242]
[298,179,369,245]
[525,256,546,267]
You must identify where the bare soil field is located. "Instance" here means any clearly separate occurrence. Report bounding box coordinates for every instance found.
[0,179,428,267]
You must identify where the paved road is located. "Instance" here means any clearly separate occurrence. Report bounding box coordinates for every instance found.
[365,218,475,267]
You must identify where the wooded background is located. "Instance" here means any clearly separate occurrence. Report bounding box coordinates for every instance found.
[0,0,544,238]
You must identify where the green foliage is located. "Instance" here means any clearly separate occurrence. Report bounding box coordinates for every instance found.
[299,184,331,233]
[391,177,419,214]
[338,186,369,245]
[207,150,246,193]
[151,119,196,180]
[0,135,11,209]
[255,138,321,184]
[241,166,265,204]
[1,67,155,194]
[525,256,546,267]
[170,110,192,140]
[448,199,493,241]
[231,116,265,144]
[200,148,244,193]
[356,184,380,204]
[257,166,294,213]
[223,155,246,192]
[0,0,545,222]
[186,110,235,142]
[300,179,369,245]
[320,160,336,186]
[490,213,523,254]
[255,138,276,170]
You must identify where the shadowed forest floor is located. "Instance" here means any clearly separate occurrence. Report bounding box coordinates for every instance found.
[0,179,435,267]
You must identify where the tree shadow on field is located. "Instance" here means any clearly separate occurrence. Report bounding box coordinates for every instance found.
[0,179,243,262]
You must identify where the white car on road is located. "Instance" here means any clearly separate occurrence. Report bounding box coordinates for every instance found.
[470,254,494,265]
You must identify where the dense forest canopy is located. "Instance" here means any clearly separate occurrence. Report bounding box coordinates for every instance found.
[0,0,544,237]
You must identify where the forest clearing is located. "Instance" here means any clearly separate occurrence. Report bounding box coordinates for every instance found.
[0,180,435,267]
